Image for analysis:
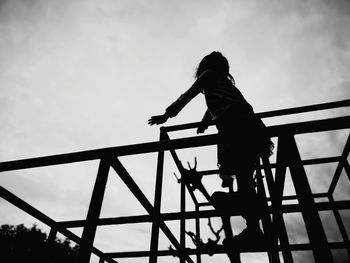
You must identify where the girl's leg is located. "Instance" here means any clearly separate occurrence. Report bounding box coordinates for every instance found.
[222,216,234,241]
[219,173,235,192]
[235,164,260,231]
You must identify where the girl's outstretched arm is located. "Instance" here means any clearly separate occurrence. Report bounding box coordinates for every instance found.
[147,82,201,127]
[148,70,212,126]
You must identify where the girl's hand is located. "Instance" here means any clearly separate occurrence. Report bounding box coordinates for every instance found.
[148,114,169,126]
[197,123,208,134]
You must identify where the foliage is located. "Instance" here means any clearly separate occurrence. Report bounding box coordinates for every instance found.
[0,224,79,263]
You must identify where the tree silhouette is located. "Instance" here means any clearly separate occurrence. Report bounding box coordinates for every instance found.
[0,224,79,263]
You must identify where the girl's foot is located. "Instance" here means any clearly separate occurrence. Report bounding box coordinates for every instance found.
[226,227,265,250]
[221,177,233,188]
[220,173,234,188]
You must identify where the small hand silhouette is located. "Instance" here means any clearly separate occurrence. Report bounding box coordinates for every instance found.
[197,123,208,134]
[148,114,168,126]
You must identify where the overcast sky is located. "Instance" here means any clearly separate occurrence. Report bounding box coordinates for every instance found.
[0,0,350,262]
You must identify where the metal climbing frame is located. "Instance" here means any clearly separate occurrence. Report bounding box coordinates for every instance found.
[0,99,349,263]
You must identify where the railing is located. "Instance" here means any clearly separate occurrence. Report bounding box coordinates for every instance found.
[0,99,349,263]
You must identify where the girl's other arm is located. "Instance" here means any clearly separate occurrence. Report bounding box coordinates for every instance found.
[197,109,212,134]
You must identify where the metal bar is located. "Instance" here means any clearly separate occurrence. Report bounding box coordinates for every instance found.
[163,100,350,132]
[180,168,186,263]
[162,133,205,262]
[195,205,201,263]
[57,199,350,228]
[255,159,281,263]
[344,160,350,181]
[58,215,153,228]
[163,132,199,206]
[79,158,111,263]
[0,134,218,172]
[328,195,350,257]
[149,130,166,263]
[197,202,211,207]
[0,135,215,172]
[261,155,284,263]
[195,156,341,176]
[0,185,115,263]
[164,132,198,262]
[1,116,350,173]
[110,157,195,263]
[267,156,341,168]
[268,192,329,202]
[257,99,350,118]
[277,200,350,212]
[271,136,295,263]
[287,135,334,262]
[47,227,57,243]
[46,227,58,262]
[329,133,350,195]
[105,241,350,258]
[273,136,287,199]
[268,116,350,137]
[260,157,275,209]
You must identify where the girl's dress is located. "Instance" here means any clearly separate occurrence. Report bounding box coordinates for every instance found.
[165,70,273,174]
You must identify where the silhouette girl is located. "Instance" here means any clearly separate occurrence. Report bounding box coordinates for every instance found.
[148,51,273,244]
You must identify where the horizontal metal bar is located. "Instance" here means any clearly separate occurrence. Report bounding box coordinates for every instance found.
[269,200,350,213]
[105,241,350,258]
[267,192,329,202]
[0,116,349,172]
[58,200,350,228]
[0,135,218,172]
[279,156,340,166]
[257,99,350,118]
[197,156,341,176]
[163,99,350,132]
[278,241,350,251]
[58,215,152,228]
[268,116,350,136]
[197,202,211,207]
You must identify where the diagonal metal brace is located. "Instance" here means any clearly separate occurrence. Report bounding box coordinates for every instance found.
[110,157,194,263]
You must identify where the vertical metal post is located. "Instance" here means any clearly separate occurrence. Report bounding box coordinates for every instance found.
[286,135,333,262]
[256,158,281,263]
[163,132,197,262]
[150,129,165,263]
[195,205,201,263]
[261,152,282,263]
[327,133,350,258]
[46,227,57,261]
[180,167,186,263]
[328,195,350,257]
[269,136,293,263]
[79,158,110,263]
[47,227,57,244]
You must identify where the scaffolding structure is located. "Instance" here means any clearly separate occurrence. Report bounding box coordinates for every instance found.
[0,99,349,263]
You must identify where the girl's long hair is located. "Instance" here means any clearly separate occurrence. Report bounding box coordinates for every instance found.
[195,51,235,85]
